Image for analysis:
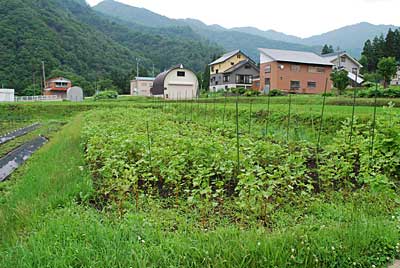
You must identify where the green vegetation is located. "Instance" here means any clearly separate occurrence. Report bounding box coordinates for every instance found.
[378,57,398,88]
[0,98,399,267]
[0,0,222,94]
[331,69,350,95]
[94,90,118,101]
[321,44,334,55]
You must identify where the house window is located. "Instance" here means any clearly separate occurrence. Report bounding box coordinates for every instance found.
[231,62,235,66]
[236,75,253,84]
[341,56,346,63]
[177,71,186,77]
[290,80,300,90]
[265,65,271,73]
[223,75,230,82]
[308,66,325,73]
[237,54,241,59]
[265,78,271,85]
[307,81,317,88]
[244,64,251,69]
[291,65,301,72]
[55,82,68,88]
[352,68,358,74]
[211,66,214,72]
[216,69,219,74]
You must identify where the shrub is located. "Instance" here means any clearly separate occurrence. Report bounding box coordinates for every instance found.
[230,87,246,95]
[94,90,118,101]
[243,89,261,97]
[268,89,285,96]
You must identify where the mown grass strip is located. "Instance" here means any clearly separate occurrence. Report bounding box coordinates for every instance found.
[0,115,92,245]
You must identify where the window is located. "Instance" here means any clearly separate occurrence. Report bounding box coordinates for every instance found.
[177,71,186,77]
[244,64,251,69]
[141,83,148,87]
[341,56,346,63]
[211,66,214,72]
[231,62,235,66]
[55,82,68,88]
[265,78,271,85]
[308,66,325,73]
[236,75,253,84]
[265,65,271,73]
[291,65,301,72]
[307,81,317,88]
[237,54,241,59]
[223,75,230,82]
[352,68,358,74]
[290,80,300,90]
[216,69,219,74]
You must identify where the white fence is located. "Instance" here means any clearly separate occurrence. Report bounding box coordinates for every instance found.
[15,95,63,102]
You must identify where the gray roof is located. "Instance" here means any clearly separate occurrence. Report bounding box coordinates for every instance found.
[259,48,334,66]
[322,52,363,68]
[224,59,259,73]
[209,49,241,66]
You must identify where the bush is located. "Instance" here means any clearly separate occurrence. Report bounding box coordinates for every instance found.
[229,87,246,95]
[268,89,285,96]
[94,90,118,101]
[243,89,261,97]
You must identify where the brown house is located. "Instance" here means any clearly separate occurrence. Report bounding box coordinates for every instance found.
[258,48,334,94]
[43,77,72,99]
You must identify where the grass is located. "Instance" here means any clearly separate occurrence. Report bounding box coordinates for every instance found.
[0,99,399,267]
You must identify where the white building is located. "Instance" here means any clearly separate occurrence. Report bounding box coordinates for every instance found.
[0,89,15,102]
[67,86,84,102]
[130,77,155,96]
[391,67,400,86]
[151,65,198,100]
[322,51,364,85]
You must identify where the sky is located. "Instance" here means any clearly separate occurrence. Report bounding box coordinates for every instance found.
[86,0,400,38]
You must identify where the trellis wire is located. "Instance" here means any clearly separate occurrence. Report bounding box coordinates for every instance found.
[190,90,194,122]
[370,81,379,157]
[265,92,271,136]
[184,91,188,122]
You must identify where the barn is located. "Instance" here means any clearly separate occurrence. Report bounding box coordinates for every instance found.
[151,65,199,100]
[67,87,84,102]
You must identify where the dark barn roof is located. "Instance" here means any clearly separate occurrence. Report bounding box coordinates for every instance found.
[151,64,184,95]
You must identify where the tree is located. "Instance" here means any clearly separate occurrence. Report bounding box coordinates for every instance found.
[377,57,397,88]
[201,64,210,91]
[331,69,349,95]
[321,44,334,55]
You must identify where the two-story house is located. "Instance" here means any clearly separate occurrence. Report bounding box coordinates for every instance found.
[209,50,259,92]
[43,77,72,99]
[322,51,364,85]
[391,66,400,86]
[258,48,334,94]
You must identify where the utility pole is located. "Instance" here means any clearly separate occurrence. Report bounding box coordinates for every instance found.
[41,61,46,92]
[136,58,140,79]
[152,64,155,77]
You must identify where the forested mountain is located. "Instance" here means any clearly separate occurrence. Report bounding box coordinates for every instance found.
[94,1,398,58]
[93,0,317,61]
[0,0,222,93]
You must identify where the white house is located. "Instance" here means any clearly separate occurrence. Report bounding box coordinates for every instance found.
[130,77,155,96]
[322,51,364,85]
[151,65,198,100]
[391,66,400,86]
[0,89,15,102]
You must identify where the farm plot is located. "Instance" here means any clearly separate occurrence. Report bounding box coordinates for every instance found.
[83,105,400,223]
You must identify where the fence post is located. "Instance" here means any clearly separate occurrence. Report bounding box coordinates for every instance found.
[222,93,227,132]
[248,99,253,135]
[287,92,292,143]
[349,70,359,144]
[146,121,152,167]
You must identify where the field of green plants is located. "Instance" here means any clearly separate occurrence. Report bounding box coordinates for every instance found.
[1,96,400,267]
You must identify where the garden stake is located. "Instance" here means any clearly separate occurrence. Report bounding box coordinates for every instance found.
[265,92,271,136]
[287,92,292,144]
[317,78,328,162]
[222,94,227,132]
[184,91,188,122]
[146,121,152,167]
[248,99,253,135]
[370,81,379,157]
[349,70,358,145]
[236,94,240,173]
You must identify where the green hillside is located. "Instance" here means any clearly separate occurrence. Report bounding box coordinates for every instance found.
[0,0,222,94]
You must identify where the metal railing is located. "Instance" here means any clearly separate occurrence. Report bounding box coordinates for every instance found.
[15,95,63,102]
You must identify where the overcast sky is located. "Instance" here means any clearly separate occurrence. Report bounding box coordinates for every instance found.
[86,0,399,38]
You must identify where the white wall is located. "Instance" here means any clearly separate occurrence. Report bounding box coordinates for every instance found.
[0,89,15,102]
[260,53,274,64]
[164,69,198,100]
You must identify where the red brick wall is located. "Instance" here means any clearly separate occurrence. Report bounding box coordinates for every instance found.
[260,62,333,94]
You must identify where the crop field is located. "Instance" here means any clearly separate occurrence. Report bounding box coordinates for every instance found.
[0,96,400,267]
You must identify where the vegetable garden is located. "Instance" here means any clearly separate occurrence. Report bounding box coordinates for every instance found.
[83,96,400,226]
